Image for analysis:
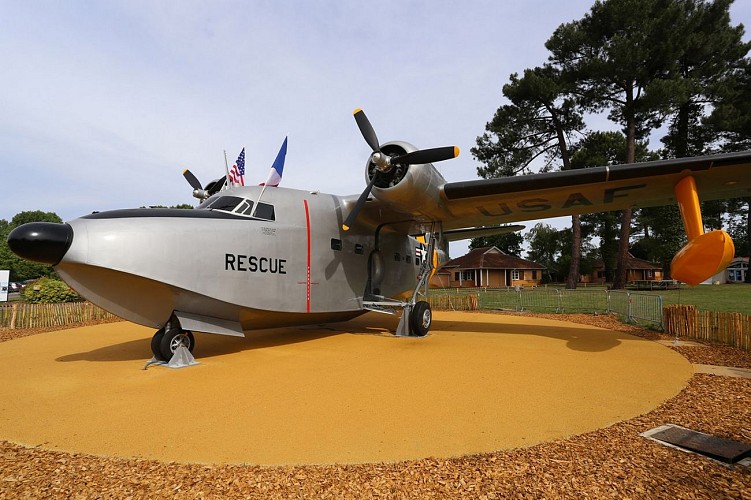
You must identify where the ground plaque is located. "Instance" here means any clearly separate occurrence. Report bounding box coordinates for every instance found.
[646,425,751,464]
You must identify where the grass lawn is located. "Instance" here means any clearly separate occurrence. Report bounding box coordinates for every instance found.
[542,282,751,315]
[632,283,751,314]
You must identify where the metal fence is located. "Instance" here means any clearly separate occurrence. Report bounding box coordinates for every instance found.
[429,288,664,328]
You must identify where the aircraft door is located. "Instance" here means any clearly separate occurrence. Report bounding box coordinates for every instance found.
[368,250,384,296]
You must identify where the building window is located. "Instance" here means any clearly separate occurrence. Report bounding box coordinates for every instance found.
[406,255,412,264]
[331,239,342,251]
[511,270,520,281]
[354,244,364,255]
[646,269,654,278]
[532,270,537,280]
[461,270,475,281]
[454,272,460,281]
[394,253,401,262]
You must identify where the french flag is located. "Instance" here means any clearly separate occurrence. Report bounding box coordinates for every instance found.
[260,137,287,187]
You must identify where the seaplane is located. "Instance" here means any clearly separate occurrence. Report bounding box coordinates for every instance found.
[7,109,751,362]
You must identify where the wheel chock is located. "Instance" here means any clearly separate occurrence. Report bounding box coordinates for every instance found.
[167,345,200,369]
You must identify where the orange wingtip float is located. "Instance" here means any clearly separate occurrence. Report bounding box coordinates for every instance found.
[670,176,735,286]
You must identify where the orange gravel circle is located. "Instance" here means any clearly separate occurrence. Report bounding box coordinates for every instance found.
[0,311,692,465]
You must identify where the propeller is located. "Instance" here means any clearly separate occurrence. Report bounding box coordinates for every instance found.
[342,109,459,231]
[182,169,210,200]
[342,176,377,231]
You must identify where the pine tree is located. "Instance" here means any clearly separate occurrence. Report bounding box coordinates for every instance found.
[472,65,585,287]
[546,0,688,289]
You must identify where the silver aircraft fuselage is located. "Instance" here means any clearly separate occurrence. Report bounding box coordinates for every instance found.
[54,185,428,331]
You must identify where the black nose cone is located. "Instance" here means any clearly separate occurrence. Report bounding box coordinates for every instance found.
[7,222,74,265]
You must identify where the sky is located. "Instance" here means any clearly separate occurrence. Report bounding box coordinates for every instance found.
[1,1,749,257]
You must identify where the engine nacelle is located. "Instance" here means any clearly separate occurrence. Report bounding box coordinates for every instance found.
[366,141,448,217]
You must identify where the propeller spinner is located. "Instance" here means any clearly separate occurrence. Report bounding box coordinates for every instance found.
[183,169,226,200]
[342,109,459,230]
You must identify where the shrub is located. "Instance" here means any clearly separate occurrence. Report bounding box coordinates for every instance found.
[22,277,82,303]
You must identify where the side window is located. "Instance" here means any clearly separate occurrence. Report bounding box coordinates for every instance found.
[254,203,275,221]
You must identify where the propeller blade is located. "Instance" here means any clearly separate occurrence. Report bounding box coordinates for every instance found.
[395,146,460,165]
[342,177,377,231]
[204,176,226,196]
[354,108,380,153]
[182,169,203,191]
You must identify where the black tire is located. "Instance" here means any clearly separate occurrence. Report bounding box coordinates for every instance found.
[151,327,166,360]
[409,301,432,337]
[159,328,195,361]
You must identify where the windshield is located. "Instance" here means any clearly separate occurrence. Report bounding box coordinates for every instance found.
[197,195,275,221]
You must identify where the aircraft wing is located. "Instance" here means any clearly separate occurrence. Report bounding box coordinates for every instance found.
[436,151,751,231]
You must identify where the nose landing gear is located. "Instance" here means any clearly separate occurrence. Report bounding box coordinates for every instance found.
[150,324,195,361]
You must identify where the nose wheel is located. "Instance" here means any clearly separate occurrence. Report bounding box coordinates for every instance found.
[151,326,195,361]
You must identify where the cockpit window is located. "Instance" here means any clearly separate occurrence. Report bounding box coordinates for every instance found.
[206,196,244,212]
[197,195,275,221]
[235,199,253,214]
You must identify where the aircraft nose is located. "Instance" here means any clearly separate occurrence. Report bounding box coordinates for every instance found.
[7,222,74,265]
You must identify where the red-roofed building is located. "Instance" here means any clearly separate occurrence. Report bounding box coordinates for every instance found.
[584,253,663,284]
[430,246,545,288]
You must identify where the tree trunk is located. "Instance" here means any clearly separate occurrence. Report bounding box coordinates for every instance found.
[612,208,632,289]
[566,214,581,289]
[613,92,637,290]
[675,101,689,157]
[745,198,751,283]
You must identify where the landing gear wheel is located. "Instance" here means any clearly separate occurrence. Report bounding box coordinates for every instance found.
[410,301,432,337]
[150,327,166,360]
[159,328,195,361]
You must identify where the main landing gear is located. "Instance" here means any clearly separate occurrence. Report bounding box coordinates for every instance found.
[410,300,432,337]
[363,224,440,337]
[150,324,195,361]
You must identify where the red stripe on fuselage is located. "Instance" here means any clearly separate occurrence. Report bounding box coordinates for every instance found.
[304,199,311,313]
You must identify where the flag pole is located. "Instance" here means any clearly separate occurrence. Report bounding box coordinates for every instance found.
[223,150,231,189]
[251,137,287,218]
[251,184,268,218]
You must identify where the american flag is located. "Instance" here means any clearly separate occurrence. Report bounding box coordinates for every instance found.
[228,148,245,186]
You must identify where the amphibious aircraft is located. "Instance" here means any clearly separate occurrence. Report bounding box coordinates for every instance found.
[7,109,751,362]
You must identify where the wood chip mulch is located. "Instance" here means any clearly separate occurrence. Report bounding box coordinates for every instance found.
[1,315,750,499]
